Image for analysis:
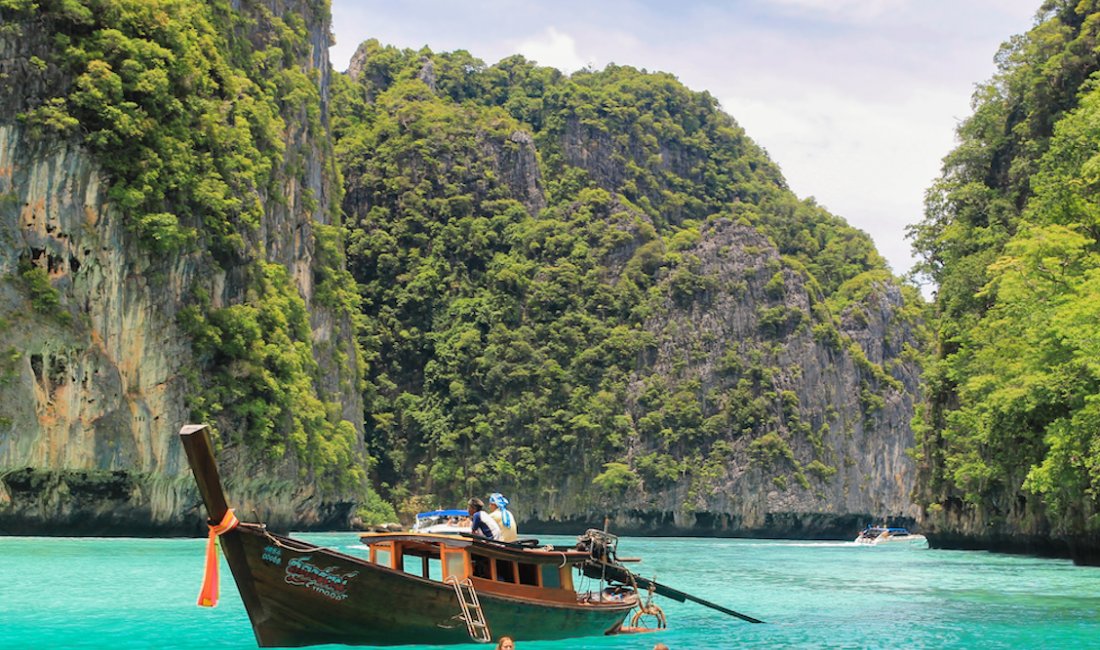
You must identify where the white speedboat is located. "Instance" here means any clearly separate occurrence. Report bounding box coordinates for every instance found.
[411,508,470,534]
[854,526,928,547]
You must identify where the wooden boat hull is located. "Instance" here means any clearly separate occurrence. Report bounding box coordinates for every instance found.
[179,425,637,646]
[226,524,633,647]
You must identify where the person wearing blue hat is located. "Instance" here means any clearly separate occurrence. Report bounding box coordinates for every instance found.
[487,492,518,542]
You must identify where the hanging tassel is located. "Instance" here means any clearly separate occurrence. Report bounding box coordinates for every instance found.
[197,509,239,607]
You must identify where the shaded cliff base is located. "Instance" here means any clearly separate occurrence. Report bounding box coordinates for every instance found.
[522,510,915,540]
[525,513,1100,566]
[0,468,197,536]
[0,468,355,537]
[5,478,1099,568]
[927,531,1100,567]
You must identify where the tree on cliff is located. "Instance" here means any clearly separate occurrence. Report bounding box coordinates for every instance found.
[910,0,1100,550]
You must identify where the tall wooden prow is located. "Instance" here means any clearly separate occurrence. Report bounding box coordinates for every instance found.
[179,424,271,645]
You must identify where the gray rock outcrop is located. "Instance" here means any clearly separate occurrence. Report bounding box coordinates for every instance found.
[0,1,363,535]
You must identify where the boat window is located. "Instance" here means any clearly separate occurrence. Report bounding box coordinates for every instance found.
[540,565,561,588]
[443,550,466,580]
[425,556,442,581]
[517,563,539,586]
[471,554,492,580]
[372,546,392,568]
[494,559,516,583]
[401,553,422,575]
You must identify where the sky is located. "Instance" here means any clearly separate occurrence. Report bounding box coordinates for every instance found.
[328,0,1041,284]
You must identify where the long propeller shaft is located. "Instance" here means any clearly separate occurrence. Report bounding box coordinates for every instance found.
[582,560,764,624]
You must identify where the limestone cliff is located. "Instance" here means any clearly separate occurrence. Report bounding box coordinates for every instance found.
[522,218,922,536]
[0,0,365,535]
[334,49,926,538]
[0,15,928,540]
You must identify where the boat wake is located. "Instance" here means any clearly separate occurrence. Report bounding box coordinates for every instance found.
[738,541,858,548]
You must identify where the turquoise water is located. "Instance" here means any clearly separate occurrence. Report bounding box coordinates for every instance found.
[1,533,1097,649]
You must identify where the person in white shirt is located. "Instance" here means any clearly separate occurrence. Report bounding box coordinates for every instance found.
[487,492,518,542]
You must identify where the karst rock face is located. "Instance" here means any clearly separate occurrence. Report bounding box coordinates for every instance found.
[547,122,921,537]
[335,47,925,538]
[0,1,364,535]
[519,218,923,537]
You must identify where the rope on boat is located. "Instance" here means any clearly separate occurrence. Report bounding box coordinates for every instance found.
[539,544,570,568]
[628,575,667,629]
[260,528,316,552]
[197,509,239,607]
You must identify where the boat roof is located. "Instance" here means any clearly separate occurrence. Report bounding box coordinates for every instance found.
[360,531,591,563]
[415,509,468,519]
[864,526,912,533]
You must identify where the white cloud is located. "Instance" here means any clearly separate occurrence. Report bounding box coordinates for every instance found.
[514,27,590,73]
[765,0,906,22]
[721,84,965,275]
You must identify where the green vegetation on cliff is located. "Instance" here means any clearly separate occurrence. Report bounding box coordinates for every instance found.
[2,0,370,492]
[1,1,921,529]
[911,0,1100,538]
[9,0,289,255]
[334,42,917,513]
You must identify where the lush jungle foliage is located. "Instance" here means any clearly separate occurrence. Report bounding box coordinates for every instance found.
[334,41,906,513]
[3,0,370,492]
[3,0,915,522]
[911,0,1100,535]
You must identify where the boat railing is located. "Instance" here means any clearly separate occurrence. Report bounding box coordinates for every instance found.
[457,532,545,550]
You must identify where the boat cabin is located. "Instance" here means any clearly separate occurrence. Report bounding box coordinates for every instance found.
[360,532,588,603]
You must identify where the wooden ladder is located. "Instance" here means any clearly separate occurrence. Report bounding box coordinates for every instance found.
[446,576,492,643]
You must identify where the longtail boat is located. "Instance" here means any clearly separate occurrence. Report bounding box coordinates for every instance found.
[180,424,762,646]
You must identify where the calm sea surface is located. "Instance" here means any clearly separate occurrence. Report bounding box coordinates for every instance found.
[1,532,1097,649]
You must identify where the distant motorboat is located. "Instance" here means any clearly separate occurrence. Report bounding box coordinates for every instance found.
[854,526,928,547]
[412,509,470,535]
